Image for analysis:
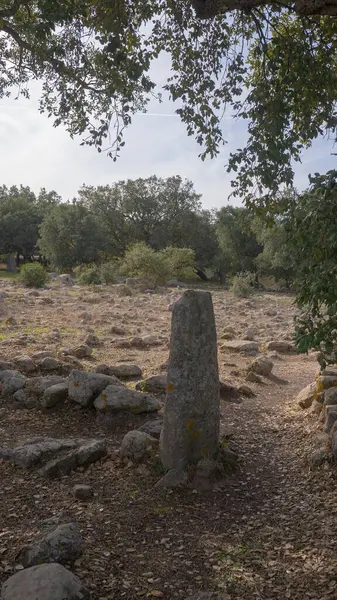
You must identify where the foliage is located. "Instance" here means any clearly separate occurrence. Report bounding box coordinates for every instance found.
[0,185,60,260]
[289,170,337,367]
[76,265,102,286]
[19,263,49,288]
[2,2,336,205]
[216,207,262,279]
[253,212,296,287]
[159,247,196,281]
[230,272,256,298]
[100,261,117,284]
[119,242,195,286]
[39,203,109,270]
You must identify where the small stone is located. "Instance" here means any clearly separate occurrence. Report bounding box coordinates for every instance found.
[120,430,158,462]
[310,400,323,416]
[109,325,126,335]
[95,363,142,379]
[41,383,68,408]
[296,381,317,409]
[0,370,27,396]
[220,340,259,356]
[138,419,163,439]
[94,385,161,414]
[136,375,167,394]
[70,345,93,359]
[39,357,60,371]
[0,408,6,420]
[155,469,188,488]
[249,356,273,376]
[14,355,36,374]
[245,371,262,383]
[84,333,100,346]
[13,389,27,404]
[73,484,94,501]
[32,351,55,360]
[310,447,329,468]
[244,328,255,340]
[266,340,295,353]
[237,384,254,397]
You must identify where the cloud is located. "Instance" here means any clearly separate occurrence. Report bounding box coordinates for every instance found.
[0,55,335,211]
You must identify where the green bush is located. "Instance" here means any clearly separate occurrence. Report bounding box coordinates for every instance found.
[100,261,117,285]
[19,263,49,288]
[119,242,195,286]
[230,271,255,298]
[77,265,102,285]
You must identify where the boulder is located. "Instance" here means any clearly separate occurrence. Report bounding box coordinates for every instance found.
[317,375,337,393]
[0,369,26,396]
[324,387,337,406]
[17,523,83,567]
[68,370,124,407]
[332,431,337,460]
[32,351,55,360]
[25,375,67,396]
[41,383,68,408]
[1,563,90,600]
[40,440,107,478]
[266,340,295,353]
[136,375,167,394]
[0,438,80,469]
[138,419,163,439]
[296,381,317,409]
[249,356,273,376]
[120,430,158,462]
[323,405,337,433]
[95,363,142,379]
[220,340,259,355]
[94,385,161,414]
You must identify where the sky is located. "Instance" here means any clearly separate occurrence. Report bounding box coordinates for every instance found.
[0,53,336,210]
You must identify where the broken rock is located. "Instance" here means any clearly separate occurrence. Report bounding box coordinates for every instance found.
[68,370,124,407]
[94,385,161,414]
[17,522,83,567]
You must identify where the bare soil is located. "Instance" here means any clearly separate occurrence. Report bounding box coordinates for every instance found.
[0,282,336,600]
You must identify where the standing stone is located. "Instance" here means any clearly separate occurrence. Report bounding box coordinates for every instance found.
[160,290,220,470]
[6,253,17,273]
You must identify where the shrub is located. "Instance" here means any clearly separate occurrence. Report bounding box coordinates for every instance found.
[19,263,49,288]
[100,261,117,285]
[230,271,255,298]
[77,265,102,285]
[160,246,195,281]
[119,242,195,286]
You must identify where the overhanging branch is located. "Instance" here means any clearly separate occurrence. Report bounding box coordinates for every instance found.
[191,0,337,17]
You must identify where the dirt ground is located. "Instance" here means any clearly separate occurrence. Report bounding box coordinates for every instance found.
[0,281,336,600]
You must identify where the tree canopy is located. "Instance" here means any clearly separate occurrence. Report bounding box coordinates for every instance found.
[1,1,336,207]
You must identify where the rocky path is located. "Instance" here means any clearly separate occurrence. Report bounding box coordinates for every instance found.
[1,352,336,599]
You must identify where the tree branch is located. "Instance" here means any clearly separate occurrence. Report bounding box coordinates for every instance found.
[191,0,337,18]
[0,0,31,19]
